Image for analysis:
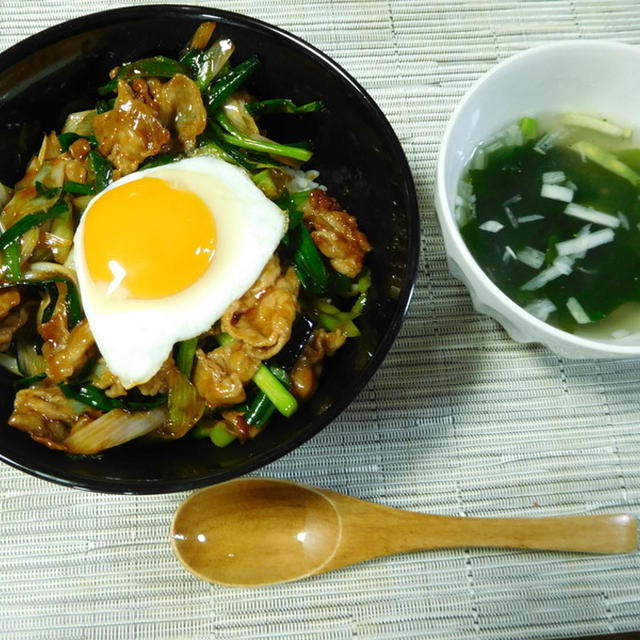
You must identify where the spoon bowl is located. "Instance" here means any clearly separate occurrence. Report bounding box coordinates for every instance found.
[172,478,342,586]
[171,477,637,587]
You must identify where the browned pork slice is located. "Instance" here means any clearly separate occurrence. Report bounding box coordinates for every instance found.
[93,80,171,176]
[137,357,177,396]
[301,189,371,278]
[290,328,347,400]
[0,289,28,351]
[147,74,208,153]
[92,356,178,397]
[38,315,95,383]
[221,256,300,360]
[193,341,260,409]
[9,386,92,451]
[91,360,127,397]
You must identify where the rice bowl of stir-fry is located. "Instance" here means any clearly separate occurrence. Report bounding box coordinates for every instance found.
[0,6,418,492]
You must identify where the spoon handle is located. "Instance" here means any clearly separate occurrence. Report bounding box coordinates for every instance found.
[319,490,637,573]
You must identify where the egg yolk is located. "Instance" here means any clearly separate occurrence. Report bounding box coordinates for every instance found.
[83,177,216,299]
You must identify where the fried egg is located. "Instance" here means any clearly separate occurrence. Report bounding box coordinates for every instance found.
[74,156,286,388]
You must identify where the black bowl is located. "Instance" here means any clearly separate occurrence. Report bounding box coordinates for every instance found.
[0,5,419,493]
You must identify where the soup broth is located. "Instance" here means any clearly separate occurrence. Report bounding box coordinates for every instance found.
[458,113,640,338]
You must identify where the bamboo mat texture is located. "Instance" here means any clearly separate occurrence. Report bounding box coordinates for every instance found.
[1,1,640,639]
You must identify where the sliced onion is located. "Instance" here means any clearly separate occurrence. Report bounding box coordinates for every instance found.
[533,128,567,155]
[502,245,516,263]
[63,408,167,455]
[554,256,574,275]
[542,171,566,184]
[40,232,72,250]
[0,353,21,376]
[471,148,486,170]
[555,228,615,256]
[541,183,574,202]
[521,258,573,291]
[24,261,79,287]
[612,329,631,339]
[503,195,522,227]
[284,168,323,193]
[164,369,205,439]
[566,297,591,324]
[454,181,476,227]
[503,195,522,206]
[564,203,620,228]
[478,220,504,233]
[62,109,96,136]
[503,123,524,147]
[524,298,557,321]
[565,224,592,259]
[0,182,12,209]
[517,214,544,224]
[617,212,630,230]
[516,246,545,269]
[15,335,45,377]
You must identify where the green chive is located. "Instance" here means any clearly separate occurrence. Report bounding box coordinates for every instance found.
[215,332,234,347]
[58,132,82,152]
[3,240,22,281]
[0,200,69,252]
[176,337,198,378]
[252,365,297,417]
[13,372,46,390]
[97,56,188,95]
[59,383,124,412]
[88,151,113,193]
[35,181,60,198]
[519,116,538,139]
[63,181,94,195]
[245,98,324,117]
[204,55,261,114]
[215,111,313,162]
[209,421,237,447]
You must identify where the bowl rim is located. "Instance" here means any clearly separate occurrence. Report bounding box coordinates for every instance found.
[435,39,640,358]
[0,4,420,493]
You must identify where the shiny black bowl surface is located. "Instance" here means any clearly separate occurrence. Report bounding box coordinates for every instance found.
[0,5,419,493]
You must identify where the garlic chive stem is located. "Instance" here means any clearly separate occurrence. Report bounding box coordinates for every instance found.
[253,366,298,418]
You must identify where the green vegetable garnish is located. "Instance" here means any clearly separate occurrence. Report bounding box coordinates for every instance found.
[3,241,22,281]
[215,111,313,162]
[245,98,324,116]
[63,181,94,195]
[0,200,69,252]
[98,56,188,95]
[58,132,82,152]
[176,337,198,378]
[519,116,537,139]
[204,55,261,114]
[209,421,237,447]
[88,150,113,193]
[35,182,60,199]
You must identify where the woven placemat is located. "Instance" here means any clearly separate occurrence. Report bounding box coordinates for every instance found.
[1,1,640,638]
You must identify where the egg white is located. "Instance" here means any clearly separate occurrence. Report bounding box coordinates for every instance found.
[74,156,287,388]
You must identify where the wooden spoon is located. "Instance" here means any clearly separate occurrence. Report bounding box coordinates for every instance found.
[171,477,637,587]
